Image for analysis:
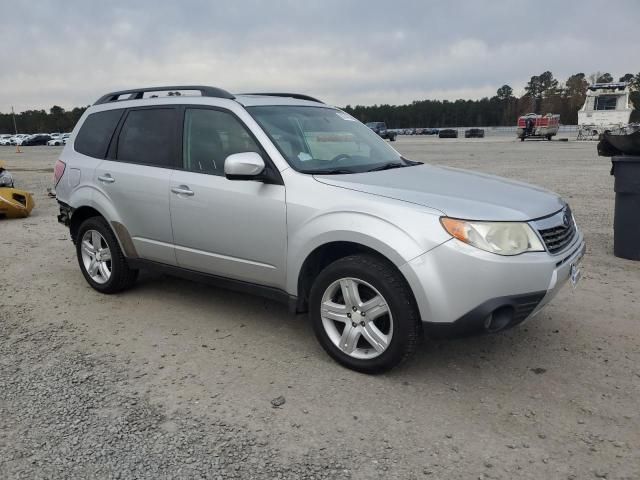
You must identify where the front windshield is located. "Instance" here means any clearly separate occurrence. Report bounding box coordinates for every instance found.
[247,106,404,174]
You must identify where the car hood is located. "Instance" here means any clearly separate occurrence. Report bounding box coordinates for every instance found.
[314,164,564,221]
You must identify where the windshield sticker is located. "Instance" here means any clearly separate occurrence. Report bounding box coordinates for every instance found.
[336,111,356,121]
[297,152,313,162]
[316,133,355,142]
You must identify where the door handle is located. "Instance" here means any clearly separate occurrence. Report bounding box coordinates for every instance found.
[171,185,195,196]
[98,174,115,184]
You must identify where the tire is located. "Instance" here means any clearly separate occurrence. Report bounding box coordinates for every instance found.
[309,254,422,373]
[520,136,525,142]
[390,135,396,142]
[546,135,552,141]
[76,216,138,294]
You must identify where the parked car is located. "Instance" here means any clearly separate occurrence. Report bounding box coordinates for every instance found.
[50,132,62,139]
[0,134,12,145]
[48,134,69,146]
[22,134,51,146]
[365,122,397,141]
[55,85,584,373]
[438,128,458,138]
[10,134,28,145]
[465,128,485,138]
[62,133,71,144]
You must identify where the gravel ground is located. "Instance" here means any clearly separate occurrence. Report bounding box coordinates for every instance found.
[1,137,639,479]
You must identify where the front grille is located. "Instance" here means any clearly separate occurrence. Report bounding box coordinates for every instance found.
[537,208,577,254]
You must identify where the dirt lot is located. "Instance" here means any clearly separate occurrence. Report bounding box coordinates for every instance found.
[1,137,639,479]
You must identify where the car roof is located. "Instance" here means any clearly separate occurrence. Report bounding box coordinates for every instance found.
[233,94,332,108]
[91,86,332,110]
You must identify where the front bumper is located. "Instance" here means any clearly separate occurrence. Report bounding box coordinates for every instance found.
[400,231,586,337]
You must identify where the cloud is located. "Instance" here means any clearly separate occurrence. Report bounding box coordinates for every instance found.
[0,0,638,111]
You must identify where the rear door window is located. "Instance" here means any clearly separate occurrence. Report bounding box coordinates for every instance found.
[74,109,124,159]
[116,108,177,167]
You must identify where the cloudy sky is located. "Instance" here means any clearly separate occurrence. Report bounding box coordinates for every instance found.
[1,0,638,112]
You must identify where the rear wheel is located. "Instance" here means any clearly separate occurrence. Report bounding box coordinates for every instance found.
[309,254,421,373]
[76,217,138,293]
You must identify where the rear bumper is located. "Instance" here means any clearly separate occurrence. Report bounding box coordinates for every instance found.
[400,232,586,337]
[57,201,72,226]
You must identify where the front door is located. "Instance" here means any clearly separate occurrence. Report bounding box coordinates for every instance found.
[169,107,287,288]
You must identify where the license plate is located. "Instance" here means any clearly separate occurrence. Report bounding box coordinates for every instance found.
[570,262,582,288]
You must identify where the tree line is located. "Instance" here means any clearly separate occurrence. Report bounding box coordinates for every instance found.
[0,105,88,135]
[2,71,639,133]
[343,72,640,128]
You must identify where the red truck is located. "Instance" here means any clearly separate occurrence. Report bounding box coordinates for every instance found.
[517,113,560,141]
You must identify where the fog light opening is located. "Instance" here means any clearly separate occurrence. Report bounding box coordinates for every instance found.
[483,306,514,333]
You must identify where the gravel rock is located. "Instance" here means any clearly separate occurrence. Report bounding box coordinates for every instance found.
[0,319,351,479]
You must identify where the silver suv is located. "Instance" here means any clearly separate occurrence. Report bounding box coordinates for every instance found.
[55,86,585,373]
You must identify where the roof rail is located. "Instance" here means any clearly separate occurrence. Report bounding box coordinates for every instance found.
[94,85,235,105]
[240,93,324,104]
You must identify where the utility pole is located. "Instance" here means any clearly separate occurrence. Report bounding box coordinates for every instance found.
[11,106,21,153]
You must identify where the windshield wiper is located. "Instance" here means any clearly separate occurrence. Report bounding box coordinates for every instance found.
[308,168,357,175]
[366,158,421,172]
[365,162,408,172]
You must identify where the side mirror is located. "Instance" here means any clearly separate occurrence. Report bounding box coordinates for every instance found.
[224,152,266,181]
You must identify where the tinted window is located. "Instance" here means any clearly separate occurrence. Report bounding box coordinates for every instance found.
[183,108,261,176]
[75,109,123,158]
[117,109,176,167]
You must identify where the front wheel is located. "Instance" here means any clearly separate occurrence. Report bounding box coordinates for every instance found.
[309,254,422,373]
[76,216,138,294]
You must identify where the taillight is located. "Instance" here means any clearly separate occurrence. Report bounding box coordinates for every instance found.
[53,160,66,186]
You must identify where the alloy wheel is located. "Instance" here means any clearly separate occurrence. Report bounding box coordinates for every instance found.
[80,229,112,284]
[320,277,393,360]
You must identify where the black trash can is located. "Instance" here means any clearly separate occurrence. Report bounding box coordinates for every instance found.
[611,155,640,260]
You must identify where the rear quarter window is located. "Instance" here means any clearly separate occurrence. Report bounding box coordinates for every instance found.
[74,109,124,159]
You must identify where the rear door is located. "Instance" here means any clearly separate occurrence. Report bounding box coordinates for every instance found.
[169,106,287,288]
[94,107,179,265]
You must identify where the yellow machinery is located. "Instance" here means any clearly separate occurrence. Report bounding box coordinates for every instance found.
[0,188,35,218]
[0,161,35,218]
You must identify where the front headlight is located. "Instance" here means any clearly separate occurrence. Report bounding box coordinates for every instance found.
[440,217,545,256]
